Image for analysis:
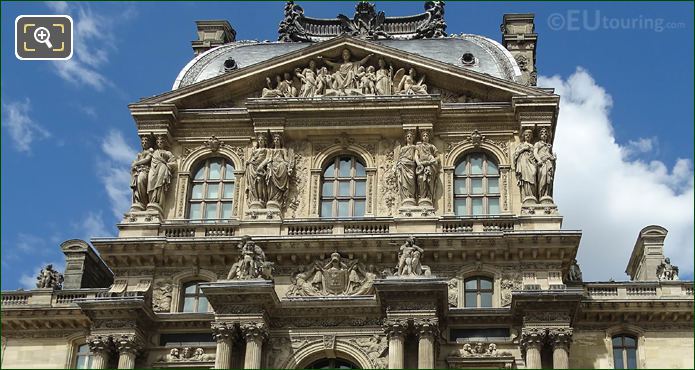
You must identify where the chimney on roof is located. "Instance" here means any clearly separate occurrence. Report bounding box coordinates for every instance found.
[625,225,668,281]
[501,13,537,86]
[191,20,236,56]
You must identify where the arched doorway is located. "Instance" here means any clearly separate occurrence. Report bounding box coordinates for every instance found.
[305,358,360,369]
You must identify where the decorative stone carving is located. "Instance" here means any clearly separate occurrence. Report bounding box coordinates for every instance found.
[246,132,295,212]
[375,58,394,95]
[565,259,583,283]
[413,317,439,338]
[247,132,270,209]
[384,318,408,338]
[395,67,428,95]
[265,337,293,369]
[513,129,537,204]
[520,327,546,351]
[657,257,679,281]
[451,342,512,357]
[470,130,484,147]
[547,327,573,349]
[393,236,432,277]
[286,141,310,218]
[115,334,142,355]
[36,264,63,289]
[500,270,522,307]
[286,252,379,296]
[147,135,177,214]
[162,347,212,362]
[415,1,447,39]
[378,139,399,216]
[447,278,458,307]
[241,322,269,342]
[203,135,223,152]
[338,2,390,40]
[415,130,440,207]
[534,127,556,203]
[152,281,173,312]
[349,335,388,369]
[318,49,373,95]
[226,236,274,280]
[129,134,155,212]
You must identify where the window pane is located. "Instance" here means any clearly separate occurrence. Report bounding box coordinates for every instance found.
[183,297,195,312]
[612,337,623,346]
[480,292,492,307]
[471,178,483,194]
[488,178,499,193]
[470,155,483,174]
[455,161,467,176]
[454,198,467,215]
[464,279,477,290]
[76,356,89,369]
[224,163,235,179]
[197,296,209,313]
[206,184,219,199]
[454,178,466,194]
[613,349,624,369]
[321,201,333,217]
[221,203,233,219]
[189,203,201,219]
[355,181,366,196]
[487,160,499,175]
[191,184,204,200]
[339,158,351,177]
[205,204,218,219]
[77,344,90,354]
[208,161,221,179]
[464,293,477,308]
[223,184,234,199]
[338,181,350,196]
[322,182,334,197]
[624,337,636,347]
[185,283,197,294]
[194,166,206,180]
[480,278,492,290]
[337,200,349,217]
[354,161,366,177]
[324,163,335,177]
[471,198,483,215]
[354,200,365,216]
[626,349,637,369]
[489,198,500,215]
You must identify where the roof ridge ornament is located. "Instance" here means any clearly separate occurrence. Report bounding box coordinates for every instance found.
[278,1,447,42]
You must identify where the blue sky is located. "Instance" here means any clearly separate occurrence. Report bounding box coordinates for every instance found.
[2,1,693,289]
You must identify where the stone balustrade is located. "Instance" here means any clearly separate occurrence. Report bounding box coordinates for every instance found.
[585,282,693,300]
[1,288,107,308]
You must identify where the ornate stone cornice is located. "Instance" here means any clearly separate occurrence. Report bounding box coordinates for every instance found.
[547,327,573,349]
[520,327,546,350]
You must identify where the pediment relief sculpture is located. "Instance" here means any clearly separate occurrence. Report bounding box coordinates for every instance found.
[260,49,429,98]
[226,236,274,280]
[286,252,379,297]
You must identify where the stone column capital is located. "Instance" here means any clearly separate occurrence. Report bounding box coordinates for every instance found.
[211,321,237,342]
[520,327,547,350]
[240,322,268,343]
[87,334,114,354]
[413,317,439,339]
[384,318,408,339]
[114,333,143,355]
[547,327,573,349]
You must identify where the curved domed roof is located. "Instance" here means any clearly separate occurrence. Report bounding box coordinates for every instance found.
[173,35,523,90]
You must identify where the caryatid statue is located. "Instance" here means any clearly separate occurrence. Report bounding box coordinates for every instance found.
[129,134,154,212]
[246,133,270,209]
[394,129,418,207]
[147,135,177,213]
[513,129,537,203]
[534,127,557,202]
[266,133,295,210]
[415,129,440,207]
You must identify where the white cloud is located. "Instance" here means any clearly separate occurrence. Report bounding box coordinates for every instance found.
[621,137,658,158]
[539,68,694,281]
[1,99,51,153]
[15,233,45,253]
[99,130,136,218]
[77,211,111,238]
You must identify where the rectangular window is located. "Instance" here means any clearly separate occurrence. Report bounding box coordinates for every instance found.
[450,328,510,341]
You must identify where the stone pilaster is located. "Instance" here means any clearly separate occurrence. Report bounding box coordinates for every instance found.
[241,322,268,369]
[414,318,439,369]
[115,334,142,369]
[384,319,408,369]
[520,327,546,369]
[548,327,573,369]
[212,322,236,369]
[87,335,113,370]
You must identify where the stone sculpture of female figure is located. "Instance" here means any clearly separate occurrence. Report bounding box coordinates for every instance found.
[415,130,440,207]
[130,134,154,211]
[296,60,318,97]
[319,49,373,91]
[246,133,270,209]
[147,135,177,213]
[533,127,556,201]
[394,130,417,207]
[266,133,294,209]
[375,58,393,95]
[397,68,428,95]
[513,129,537,203]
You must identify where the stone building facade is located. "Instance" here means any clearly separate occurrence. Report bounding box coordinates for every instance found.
[2,2,693,369]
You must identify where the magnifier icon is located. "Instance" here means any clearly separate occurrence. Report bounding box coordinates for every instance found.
[33,26,53,49]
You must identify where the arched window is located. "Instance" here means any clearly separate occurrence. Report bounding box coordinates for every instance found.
[454,153,500,216]
[321,156,367,217]
[181,281,209,313]
[74,343,93,369]
[612,335,637,369]
[189,158,235,220]
[307,358,360,369]
[464,276,493,308]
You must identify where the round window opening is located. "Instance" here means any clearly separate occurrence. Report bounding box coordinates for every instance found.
[461,52,476,66]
